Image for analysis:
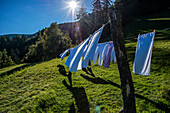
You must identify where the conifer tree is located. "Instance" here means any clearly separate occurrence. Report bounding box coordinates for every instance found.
[0,51,2,68]
[10,49,20,64]
[102,0,112,22]
[18,35,21,39]
[92,0,104,27]
[76,5,90,42]
[93,0,102,12]
[22,35,27,41]
[76,5,87,20]
[6,36,10,42]
[0,49,15,68]
[26,22,72,62]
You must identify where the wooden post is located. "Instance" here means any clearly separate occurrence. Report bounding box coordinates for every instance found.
[109,10,136,113]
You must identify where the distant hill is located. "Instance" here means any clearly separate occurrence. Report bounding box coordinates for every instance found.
[0,21,79,44]
[59,21,79,44]
[0,34,37,40]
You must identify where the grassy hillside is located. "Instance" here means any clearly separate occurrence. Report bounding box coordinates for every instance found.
[0,11,170,112]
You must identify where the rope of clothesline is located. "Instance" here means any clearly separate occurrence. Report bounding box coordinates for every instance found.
[62,20,111,53]
[103,19,111,26]
[138,28,169,36]
[156,28,170,32]
[85,20,111,40]
[90,20,111,35]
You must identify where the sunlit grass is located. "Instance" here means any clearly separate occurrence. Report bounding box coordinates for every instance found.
[0,10,170,112]
[0,64,27,75]
[147,18,170,21]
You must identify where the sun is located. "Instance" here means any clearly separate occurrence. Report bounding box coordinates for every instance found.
[69,0,78,10]
[63,0,80,21]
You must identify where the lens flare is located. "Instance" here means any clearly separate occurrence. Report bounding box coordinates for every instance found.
[69,0,78,10]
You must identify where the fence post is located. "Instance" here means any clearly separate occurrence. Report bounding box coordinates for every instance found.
[109,9,136,113]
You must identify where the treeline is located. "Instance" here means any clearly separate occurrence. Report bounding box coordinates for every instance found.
[0,49,15,68]
[0,23,71,67]
[0,35,38,67]
[25,23,71,62]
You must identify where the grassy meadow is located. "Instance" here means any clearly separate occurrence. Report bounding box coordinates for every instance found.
[0,11,170,112]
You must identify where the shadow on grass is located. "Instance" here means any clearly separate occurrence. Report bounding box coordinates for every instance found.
[135,94,169,112]
[58,64,90,112]
[124,19,170,38]
[80,74,169,112]
[80,74,121,88]
[57,64,72,87]
[57,64,67,76]
[82,67,95,77]
[0,63,34,77]
[62,80,90,113]
[57,64,169,112]
[68,103,76,113]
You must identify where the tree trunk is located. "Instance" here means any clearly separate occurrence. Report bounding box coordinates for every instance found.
[109,9,136,113]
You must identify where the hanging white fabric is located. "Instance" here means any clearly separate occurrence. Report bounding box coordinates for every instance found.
[69,37,90,72]
[61,21,111,72]
[133,32,155,75]
[84,27,104,60]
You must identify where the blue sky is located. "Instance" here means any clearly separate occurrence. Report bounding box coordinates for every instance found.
[0,0,114,35]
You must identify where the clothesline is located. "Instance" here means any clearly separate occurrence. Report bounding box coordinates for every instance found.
[155,28,170,32]
[60,21,115,72]
[104,20,111,26]
[60,21,156,75]
[60,41,116,71]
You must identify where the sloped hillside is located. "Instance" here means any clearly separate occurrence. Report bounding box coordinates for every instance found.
[0,10,169,112]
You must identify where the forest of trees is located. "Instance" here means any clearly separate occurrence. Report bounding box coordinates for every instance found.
[25,23,72,62]
[0,49,15,68]
[0,23,71,65]
[0,34,38,67]
[0,0,169,68]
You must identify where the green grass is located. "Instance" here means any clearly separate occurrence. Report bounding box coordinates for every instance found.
[0,64,26,74]
[0,63,34,77]
[123,10,170,43]
[0,10,170,112]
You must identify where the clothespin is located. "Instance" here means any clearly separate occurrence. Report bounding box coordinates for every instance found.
[138,33,140,36]
[153,30,156,32]
[102,24,105,27]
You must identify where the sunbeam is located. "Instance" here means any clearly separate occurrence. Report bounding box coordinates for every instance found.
[64,0,80,21]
